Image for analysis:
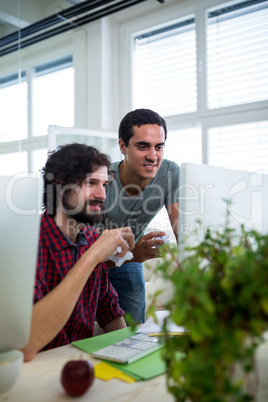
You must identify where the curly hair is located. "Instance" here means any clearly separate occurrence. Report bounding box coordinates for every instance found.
[41,143,111,216]
[118,108,167,147]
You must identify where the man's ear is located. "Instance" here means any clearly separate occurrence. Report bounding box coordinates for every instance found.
[119,138,127,155]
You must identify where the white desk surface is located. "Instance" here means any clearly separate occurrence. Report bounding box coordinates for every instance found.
[1,340,268,402]
[0,343,173,402]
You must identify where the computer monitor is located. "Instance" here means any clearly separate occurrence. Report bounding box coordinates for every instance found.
[178,163,268,259]
[0,175,42,352]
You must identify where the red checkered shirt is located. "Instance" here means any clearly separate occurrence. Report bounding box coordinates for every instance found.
[34,212,124,351]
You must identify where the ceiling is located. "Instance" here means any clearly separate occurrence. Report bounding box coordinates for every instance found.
[0,0,85,38]
[0,0,159,56]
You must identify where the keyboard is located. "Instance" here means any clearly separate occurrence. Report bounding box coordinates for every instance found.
[92,333,163,364]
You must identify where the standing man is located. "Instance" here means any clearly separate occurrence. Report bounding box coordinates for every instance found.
[21,143,134,361]
[103,108,179,323]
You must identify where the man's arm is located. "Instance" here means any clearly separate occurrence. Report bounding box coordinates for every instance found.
[132,202,179,263]
[110,202,178,264]
[21,228,134,362]
[166,202,179,243]
[103,316,127,332]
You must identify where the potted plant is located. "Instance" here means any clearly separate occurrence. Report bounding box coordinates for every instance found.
[147,215,268,402]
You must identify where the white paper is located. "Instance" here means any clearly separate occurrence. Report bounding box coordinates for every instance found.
[137,310,185,334]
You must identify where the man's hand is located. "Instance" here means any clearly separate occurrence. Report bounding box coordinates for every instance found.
[89,227,134,265]
[132,231,166,263]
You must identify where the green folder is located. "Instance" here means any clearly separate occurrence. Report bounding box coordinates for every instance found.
[72,327,167,381]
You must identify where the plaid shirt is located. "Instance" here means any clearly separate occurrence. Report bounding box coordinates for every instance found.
[34,212,124,351]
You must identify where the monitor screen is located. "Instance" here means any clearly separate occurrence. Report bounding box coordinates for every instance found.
[0,175,42,352]
[178,164,268,259]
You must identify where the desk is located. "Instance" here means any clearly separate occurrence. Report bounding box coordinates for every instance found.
[1,341,268,402]
[0,344,173,402]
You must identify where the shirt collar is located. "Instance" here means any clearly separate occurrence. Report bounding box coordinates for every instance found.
[42,212,88,251]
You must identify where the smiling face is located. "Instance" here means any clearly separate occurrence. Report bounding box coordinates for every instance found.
[119,124,165,185]
[61,165,109,225]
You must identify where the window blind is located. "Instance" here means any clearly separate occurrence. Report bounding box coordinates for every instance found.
[209,121,268,173]
[0,78,27,142]
[33,56,74,137]
[207,0,268,109]
[165,126,202,165]
[0,71,26,88]
[34,55,73,77]
[133,18,197,117]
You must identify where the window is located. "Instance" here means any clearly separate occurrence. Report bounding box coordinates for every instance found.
[209,120,268,172]
[0,72,27,142]
[0,151,28,175]
[0,56,74,175]
[33,56,74,137]
[132,0,268,174]
[165,126,202,165]
[207,0,268,109]
[32,148,48,175]
[133,18,197,116]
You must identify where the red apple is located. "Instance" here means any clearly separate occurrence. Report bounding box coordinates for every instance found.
[61,360,94,397]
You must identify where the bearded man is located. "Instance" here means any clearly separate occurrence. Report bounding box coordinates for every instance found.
[21,143,134,361]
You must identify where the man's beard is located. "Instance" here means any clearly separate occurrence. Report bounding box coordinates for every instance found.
[62,194,104,226]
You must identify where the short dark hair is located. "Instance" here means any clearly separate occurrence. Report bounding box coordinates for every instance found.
[41,143,111,216]
[118,108,167,147]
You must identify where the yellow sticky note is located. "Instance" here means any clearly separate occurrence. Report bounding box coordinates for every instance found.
[94,362,136,383]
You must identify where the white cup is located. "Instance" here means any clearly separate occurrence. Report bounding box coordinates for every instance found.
[0,349,23,394]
